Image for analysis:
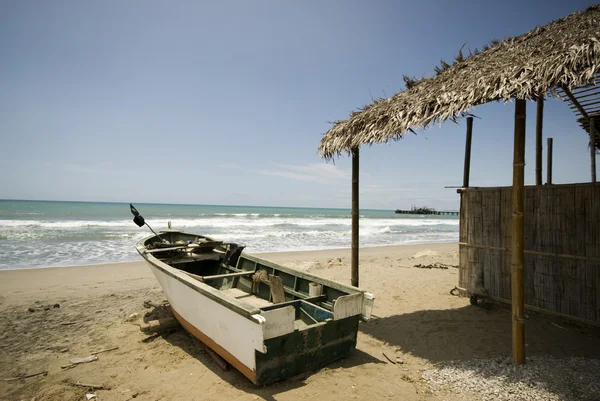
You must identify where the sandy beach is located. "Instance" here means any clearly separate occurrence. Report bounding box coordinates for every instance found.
[1,242,599,401]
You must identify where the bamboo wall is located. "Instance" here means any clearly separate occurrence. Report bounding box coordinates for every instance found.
[459,182,600,324]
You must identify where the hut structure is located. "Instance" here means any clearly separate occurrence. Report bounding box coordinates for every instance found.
[318,4,600,365]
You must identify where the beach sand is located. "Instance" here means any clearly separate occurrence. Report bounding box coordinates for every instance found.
[1,243,599,401]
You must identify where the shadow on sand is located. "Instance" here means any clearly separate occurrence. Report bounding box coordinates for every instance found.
[360,304,600,401]
[360,303,600,362]
[147,313,383,401]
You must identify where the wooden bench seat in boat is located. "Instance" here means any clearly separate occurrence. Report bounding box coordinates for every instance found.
[180,270,249,282]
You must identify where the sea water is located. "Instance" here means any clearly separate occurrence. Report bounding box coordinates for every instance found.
[0,200,459,270]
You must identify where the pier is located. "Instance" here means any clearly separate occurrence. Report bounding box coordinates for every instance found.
[394,207,459,216]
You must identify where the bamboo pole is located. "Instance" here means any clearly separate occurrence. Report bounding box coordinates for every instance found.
[463,117,473,188]
[511,99,526,366]
[547,138,553,185]
[351,147,359,287]
[535,97,544,185]
[590,117,597,183]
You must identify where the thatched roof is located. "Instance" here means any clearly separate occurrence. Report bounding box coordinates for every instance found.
[319,4,600,159]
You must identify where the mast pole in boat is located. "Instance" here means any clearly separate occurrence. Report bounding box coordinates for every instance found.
[130,203,168,242]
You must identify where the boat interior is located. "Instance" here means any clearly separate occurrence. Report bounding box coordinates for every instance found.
[143,231,358,329]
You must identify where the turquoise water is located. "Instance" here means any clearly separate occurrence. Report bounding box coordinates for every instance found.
[0,200,459,269]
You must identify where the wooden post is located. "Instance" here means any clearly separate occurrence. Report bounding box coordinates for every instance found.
[547,138,553,185]
[535,97,544,185]
[511,99,526,366]
[591,117,597,183]
[463,117,473,188]
[351,147,359,287]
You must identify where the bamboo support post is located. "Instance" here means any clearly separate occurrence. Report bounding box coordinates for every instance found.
[351,147,359,287]
[463,117,473,188]
[591,117,597,183]
[535,97,544,185]
[511,99,526,366]
[547,138,553,185]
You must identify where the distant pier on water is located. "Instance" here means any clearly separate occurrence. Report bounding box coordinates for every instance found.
[394,206,459,216]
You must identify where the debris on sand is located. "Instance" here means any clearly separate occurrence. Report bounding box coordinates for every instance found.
[28,303,60,312]
[414,262,457,269]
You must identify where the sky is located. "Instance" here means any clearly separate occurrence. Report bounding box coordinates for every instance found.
[0,0,597,210]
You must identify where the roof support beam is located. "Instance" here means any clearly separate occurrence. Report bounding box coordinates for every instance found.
[568,103,600,113]
[571,85,600,95]
[512,99,526,366]
[351,147,359,288]
[567,90,600,102]
[570,97,600,108]
[561,85,589,119]
[536,98,544,186]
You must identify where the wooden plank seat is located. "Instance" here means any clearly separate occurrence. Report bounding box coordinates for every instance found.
[202,271,255,281]
[182,270,255,283]
[145,241,224,254]
[162,252,222,265]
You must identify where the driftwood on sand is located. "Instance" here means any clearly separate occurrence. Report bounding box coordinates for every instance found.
[27,303,60,312]
[140,317,180,333]
[382,352,396,364]
[61,355,98,369]
[2,371,48,381]
[143,300,168,309]
[70,382,106,390]
[91,346,119,355]
[414,262,457,269]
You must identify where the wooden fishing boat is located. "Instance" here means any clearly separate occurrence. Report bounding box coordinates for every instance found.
[133,222,374,385]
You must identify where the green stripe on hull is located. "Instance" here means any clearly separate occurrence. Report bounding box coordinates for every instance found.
[254,316,359,385]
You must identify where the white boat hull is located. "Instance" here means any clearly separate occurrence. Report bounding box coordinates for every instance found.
[136,230,374,384]
[148,262,265,381]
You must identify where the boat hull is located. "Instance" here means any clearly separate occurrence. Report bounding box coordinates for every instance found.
[256,315,359,384]
[138,231,373,385]
[148,262,263,381]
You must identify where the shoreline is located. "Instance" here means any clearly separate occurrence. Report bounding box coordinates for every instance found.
[0,242,459,306]
[0,240,459,272]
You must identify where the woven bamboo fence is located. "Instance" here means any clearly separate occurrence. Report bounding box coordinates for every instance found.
[459,182,600,324]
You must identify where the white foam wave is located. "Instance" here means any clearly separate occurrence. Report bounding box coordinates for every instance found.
[0,216,458,230]
[0,211,459,269]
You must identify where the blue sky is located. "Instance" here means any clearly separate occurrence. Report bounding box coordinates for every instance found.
[1,0,596,210]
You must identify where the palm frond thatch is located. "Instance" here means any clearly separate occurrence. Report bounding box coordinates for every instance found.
[318,4,600,159]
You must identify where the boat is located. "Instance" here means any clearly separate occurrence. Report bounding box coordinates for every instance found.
[130,205,374,385]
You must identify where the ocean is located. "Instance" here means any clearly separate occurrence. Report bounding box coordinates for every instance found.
[0,200,459,270]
